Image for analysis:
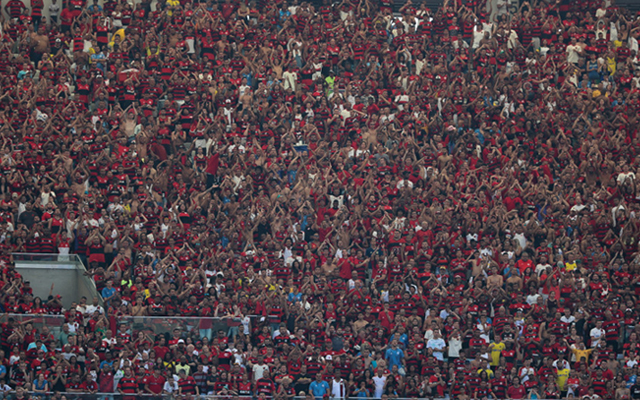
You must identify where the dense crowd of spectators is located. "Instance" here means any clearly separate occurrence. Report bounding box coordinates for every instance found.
[1,0,640,398]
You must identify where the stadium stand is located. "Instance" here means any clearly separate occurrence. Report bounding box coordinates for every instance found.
[0,0,640,399]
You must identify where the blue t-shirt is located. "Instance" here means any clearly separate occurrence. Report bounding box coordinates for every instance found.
[33,379,48,391]
[102,287,116,299]
[288,292,302,303]
[309,380,330,399]
[385,347,404,369]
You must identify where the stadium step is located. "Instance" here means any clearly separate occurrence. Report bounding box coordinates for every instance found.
[422,0,445,11]
[13,253,103,309]
[307,0,444,13]
[618,0,640,13]
[393,0,444,12]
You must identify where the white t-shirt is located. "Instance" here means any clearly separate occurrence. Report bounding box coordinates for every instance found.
[163,381,179,393]
[252,364,269,380]
[526,293,541,305]
[535,263,551,276]
[427,338,446,361]
[617,172,636,185]
[331,379,346,399]
[472,27,485,49]
[590,327,605,347]
[49,2,60,16]
[85,304,105,315]
[373,376,386,398]
[448,337,462,358]
[566,45,581,63]
[396,179,414,189]
[519,367,535,383]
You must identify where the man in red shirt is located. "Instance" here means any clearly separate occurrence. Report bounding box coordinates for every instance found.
[4,0,25,19]
[507,377,527,399]
[118,367,140,400]
[144,367,165,395]
[220,0,235,20]
[515,252,534,274]
[81,375,99,394]
[178,369,199,396]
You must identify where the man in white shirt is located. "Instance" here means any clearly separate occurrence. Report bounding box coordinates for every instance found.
[251,356,269,381]
[396,171,414,189]
[496,0,508,16]
[535,256,552,277]
[590,321,605,348]
[84,297,105,316]
[552,353,571,371]
[331,372,347,400]
[427,331,447,361]
[525,287,541,305]
[163,375,179,394]
[472,22,488,49]
[372,370,387,399]
[560,308,576,326]
[566,37,582,64]
[423,319,441,341]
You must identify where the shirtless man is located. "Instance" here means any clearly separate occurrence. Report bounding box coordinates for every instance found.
[486,266,504,289]
[239,87,253,107]
[506,268,523,290]
[30,26,50,63]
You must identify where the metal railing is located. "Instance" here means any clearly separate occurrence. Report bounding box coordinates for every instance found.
[118,315,254,338]
[0,392,579,400]
[6,313,254,345]
[12,252,84,263]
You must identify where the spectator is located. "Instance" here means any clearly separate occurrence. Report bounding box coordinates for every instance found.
[372,369,387,399]
[330,372,346,400]
[426,331,446,362]
[177,369,198,397]
[162,375,179,395]
[384,339,404,372]
[309,372,330,400]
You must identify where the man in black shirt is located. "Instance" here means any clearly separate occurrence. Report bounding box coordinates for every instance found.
[631,381,640,399]
[18,204,39,229]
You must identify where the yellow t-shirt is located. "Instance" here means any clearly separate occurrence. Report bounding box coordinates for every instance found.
[606,57,616,75]
[166,0,179,15]
[556,368,570,390]
[565,261,577,271]
[325,76,335,95]
[490,342,506,366]
[175,363,190,376]
[477,368,494,378]
[572,347,593,363]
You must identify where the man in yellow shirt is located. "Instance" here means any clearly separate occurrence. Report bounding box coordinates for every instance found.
[165,0,179,15]
[556,366,570,391]
[570,341,593,364]
[489,336,506,367]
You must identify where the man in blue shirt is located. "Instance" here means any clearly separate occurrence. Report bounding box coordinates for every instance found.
[101,280,117,307]
[87,0,102,14]
[309,372,330,400]
[385,340,405,373]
